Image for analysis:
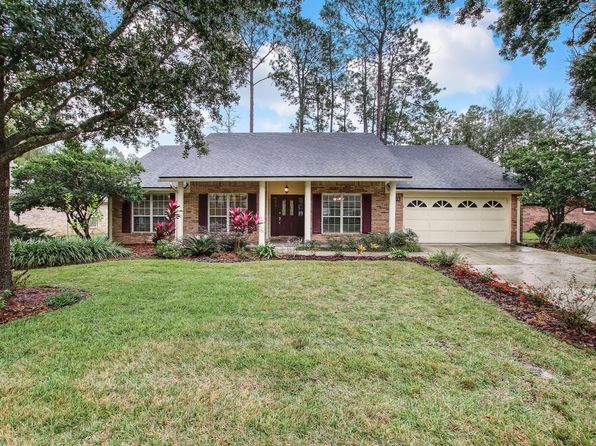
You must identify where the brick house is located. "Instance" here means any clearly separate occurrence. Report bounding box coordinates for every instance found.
[522,205,596,232]
[108,133,523,245]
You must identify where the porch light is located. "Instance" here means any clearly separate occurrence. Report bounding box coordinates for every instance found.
[284,184,289,193]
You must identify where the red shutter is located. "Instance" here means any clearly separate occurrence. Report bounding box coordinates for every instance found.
[121,201,132,233]
[198,193,208,231]
[312,194,321,234]
[247,193,257,214]
[362,194,372,234]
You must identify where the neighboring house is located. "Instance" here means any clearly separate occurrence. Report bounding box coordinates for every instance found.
[108,133,523,245]
[9,204,108,236]
[522,205,596,232]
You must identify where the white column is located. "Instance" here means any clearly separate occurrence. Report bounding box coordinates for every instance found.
[107,197,113,241]
[388,181,397,233]
[258,181,266,245]
[175,181,184,239]
[304,181,312,241]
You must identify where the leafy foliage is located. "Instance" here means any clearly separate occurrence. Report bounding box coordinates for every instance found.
[11,141,144,238]
[530,221,585,241]
[10,237,131,269]
[8,220,48,240]
[388,248,408,259]
[555,232,596,253]
[154,240,184,259]
[501,132,596,246]
[428,250,461,267]
[45,290,86,310]
[254,243,277,259]
[152,199,180,245]
[183,235,218,257]
[229,208,261,251]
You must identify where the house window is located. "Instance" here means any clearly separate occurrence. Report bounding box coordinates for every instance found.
[483,200,503,208]
[208,193,248,233]
[407,200,427,208]
[584,206,595,214]
[132,194,169,232]
[322,194,362,234]
[432,200,452,208]
[458,200,478,208]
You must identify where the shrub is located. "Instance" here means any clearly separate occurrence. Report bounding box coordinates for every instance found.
[386,229,419,249]
[360,232,388,250]
[254,243,277,259]
[215,234,246,252]
[155,239,183,259]
[550,274,596,329]
[303,240,320,253]
[152,199,179,245]
[183,235,217,257]
[338,235,358,250]
[9,220,48,240]
[328,238,344,254]
[428,249,461,267]
[555,232,596,253]
[45,290,86,309]
[479,268,498,283]
[10,237,131,269]
[530,221,585,240]
[402,242,422,252]
[229,208,261,251]
[388,248,408,259]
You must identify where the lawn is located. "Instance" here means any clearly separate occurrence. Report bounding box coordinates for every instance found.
[1,260,594,445]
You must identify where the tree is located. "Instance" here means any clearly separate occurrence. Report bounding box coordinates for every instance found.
[422,0,596,118]
[271,14,323,133]
[324,0,419,138]
[0,0,273,289]
[405,101,456,145]
[11,140,144,238]
[501,132,596,247]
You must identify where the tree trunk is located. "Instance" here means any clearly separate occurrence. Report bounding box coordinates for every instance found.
[362,58,368,133]
[0,160,13,290]
[541,208,565,247]
[249,64,254,133]
[375,50,383,138]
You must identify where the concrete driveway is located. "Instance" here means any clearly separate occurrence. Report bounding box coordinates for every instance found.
[422,244,595,288]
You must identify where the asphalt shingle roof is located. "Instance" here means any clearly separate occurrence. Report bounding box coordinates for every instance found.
[136,133,522,190]
[392,145,522,190]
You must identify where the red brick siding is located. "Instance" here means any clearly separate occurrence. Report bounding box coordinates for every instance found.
[522,205,596,231]
[510,194,519,244]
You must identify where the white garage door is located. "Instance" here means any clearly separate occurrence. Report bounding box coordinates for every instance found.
[403,197,508,244]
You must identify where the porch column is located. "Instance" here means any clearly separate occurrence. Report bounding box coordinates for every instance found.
[388,181,397,233]
[258,181,266,245]
[304,181,312,241]
[107,197,113,241]
[175,181,184,239]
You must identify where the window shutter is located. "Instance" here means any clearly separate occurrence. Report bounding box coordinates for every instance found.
[169,192,176,201]
[312,194,321,234]
[198,193,208,230]
[247,193,257,214]
[121,201,132,233]
[362,194,372,234]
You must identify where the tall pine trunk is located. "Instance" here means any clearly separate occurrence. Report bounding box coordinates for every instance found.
[0,160,12,290]
[375,50,383,138]
[249,64,254,133]
[362,58,368,133]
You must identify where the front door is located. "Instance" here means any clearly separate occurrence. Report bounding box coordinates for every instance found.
[270,195,304,237]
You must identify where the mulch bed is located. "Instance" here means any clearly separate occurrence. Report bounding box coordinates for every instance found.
[1,287,59,324]
[406,257,596,350]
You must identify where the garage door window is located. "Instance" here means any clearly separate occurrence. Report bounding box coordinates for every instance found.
[483,200,503,208]
[458,200,478,208]
[432,200,452,208]
[407,200,427,208]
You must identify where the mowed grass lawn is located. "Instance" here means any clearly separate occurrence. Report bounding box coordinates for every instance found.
[1,260,594,445]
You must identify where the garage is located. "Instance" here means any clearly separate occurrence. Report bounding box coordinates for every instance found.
[402,195,510,244]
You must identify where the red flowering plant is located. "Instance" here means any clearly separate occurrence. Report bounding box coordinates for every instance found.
[152,199,180,245]
[489,278,552,306]
[452,259,480,279]
[229,208,261,251]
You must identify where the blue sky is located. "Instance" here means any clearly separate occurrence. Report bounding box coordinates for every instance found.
[122,1,572,155]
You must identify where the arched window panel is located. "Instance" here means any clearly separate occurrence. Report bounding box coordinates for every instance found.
[457,200,478,208]
[407,200,427,208]
[483,200,503,208]
[432,200,452,208]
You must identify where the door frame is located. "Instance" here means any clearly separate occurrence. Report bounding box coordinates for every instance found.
[270,194,305,237]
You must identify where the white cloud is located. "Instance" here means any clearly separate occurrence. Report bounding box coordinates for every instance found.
[416,14,508,96]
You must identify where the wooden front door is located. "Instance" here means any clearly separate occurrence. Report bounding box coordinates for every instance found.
[270,195,304,237]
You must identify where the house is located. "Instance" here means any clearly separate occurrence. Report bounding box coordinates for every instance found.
[108,133,523,245]
[522,205,596,232]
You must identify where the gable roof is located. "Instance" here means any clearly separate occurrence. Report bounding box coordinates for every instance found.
[139,133,410,187]
[392,145,522,190]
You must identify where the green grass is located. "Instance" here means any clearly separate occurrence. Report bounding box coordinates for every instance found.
[523,231,540,244]
[1,260,594,445]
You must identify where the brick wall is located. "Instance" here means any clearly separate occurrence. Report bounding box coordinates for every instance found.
[510,194,519,244]
[10,204,108,236]
[522,205,596,231]
[311,181,389,242]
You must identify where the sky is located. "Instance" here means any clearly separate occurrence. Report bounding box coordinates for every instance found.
[119,1,572,156]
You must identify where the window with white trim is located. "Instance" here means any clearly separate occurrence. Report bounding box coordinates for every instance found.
[132,194,169,232]
[208,193,248,233]
[483,200,503,208]
[322,194,362,233]
[458,200,478,208]
[407,200,427,208]
[432,200,452,208]
[584,206,595,214]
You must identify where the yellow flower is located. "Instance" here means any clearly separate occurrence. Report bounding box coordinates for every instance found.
[356,244,366,254]
[369,243,379,251]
